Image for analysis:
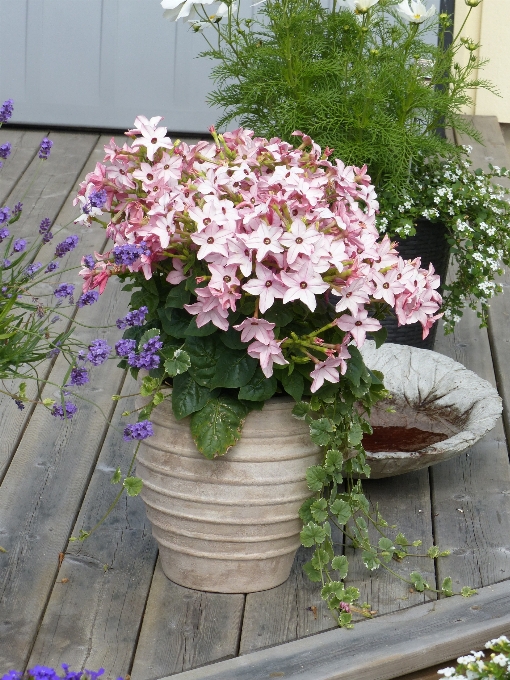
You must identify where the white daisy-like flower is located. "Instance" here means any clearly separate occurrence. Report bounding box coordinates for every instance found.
[397,0,436,23]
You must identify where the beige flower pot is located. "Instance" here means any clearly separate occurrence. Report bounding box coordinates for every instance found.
[136,396,322,593]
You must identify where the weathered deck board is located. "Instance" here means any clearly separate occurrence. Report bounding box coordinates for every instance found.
[131,561,245,680]
[0,128,48,206]
[0,130,100,480]
[27,375,159,677]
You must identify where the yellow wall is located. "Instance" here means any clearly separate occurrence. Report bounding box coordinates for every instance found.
[454,0,510,122]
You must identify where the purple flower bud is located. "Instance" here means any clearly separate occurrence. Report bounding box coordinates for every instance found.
[82,254,95,269]
[39,137,53,160]
[43,231,53,243]
[14,399,25,411]
[2,259,11,268]
[25,262,42,277]
[55,235,78,258]
[0,227,9,242]
[116,306,148,329]
[89,189,107,209]
[115,338,137,357]
[68,367,89,386]
[12,238,27,253]
[39,218,52,234]
[86,339,111,366]
[112,243,150,266]
[0,207,11,224]
[13,202,22,216]
[0,143,11,159]
[54,283,75,300]
[77,290,99,307]
[0,99,14,123]
[123,420,154,441]
[51,400,78,420]
[45,261,59,273]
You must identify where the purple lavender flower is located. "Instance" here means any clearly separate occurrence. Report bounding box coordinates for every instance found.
[14,399,25,411]
[115,338,137,357]
[43,231,53,243]
[0,207,10,224]
[142,336,163,353]
[12,238,27,253]
[39,137,53,160]
[39,218,52,234]
[128,351,160,370]
[123,420,154,441]
[86,339,111,366]
[0,143,11,159]
[1,670,22,680]
[112,243,150,267]
[55,235,78,258]
[77,290,99,307]
[68,367,89,386]
[45,261,59,273]
[54,283,75,301]
[116,306,148,329]
[0,227,9,242]
[82,254,95,269]
[0,99,14,123]
[3,259,11,268]
[24,262,42,277]
[51,400,78,420]
[13,202,22,216]
[47,341,61,358]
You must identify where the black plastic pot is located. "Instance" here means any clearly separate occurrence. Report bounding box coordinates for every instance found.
[380,219,450,350]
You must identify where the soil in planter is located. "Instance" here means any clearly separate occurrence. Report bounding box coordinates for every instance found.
[363,426,448,453]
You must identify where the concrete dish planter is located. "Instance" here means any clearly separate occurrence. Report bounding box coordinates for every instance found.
[136,396,321,593]
[360,342,503,478]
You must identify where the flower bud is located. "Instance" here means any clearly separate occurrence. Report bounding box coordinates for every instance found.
[465,0,482,6]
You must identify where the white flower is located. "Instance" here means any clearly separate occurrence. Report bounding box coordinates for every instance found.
[344,0,379,14]
[397,0,436,23]
[161,0,216,21]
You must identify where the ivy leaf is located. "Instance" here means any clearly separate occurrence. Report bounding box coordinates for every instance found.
[427,545,441,558]
[238,367,277,401]
[410,571,429,592]
[311,547,331,570]
[395,532,410,547]
[292,401,310,419]
[461,586,477,597]
[329,499,352,524]
[302,561,322,582]
[300,522,327,547]
[164,349,191,377]
[299,498,315,523]
[348,422,363,446]
[172,372,218,420]
[339,612,353,628]
[378,537,395,552]
[111,467,122,484]
[362,550,380,571]
[185,336,221,387]
[281,369,304,401]
[321,581,345,600]
[140,376,160,397]
[306,465,328,492]
[165,280,191,308]
[441,577,454,597]
[123,477,143,497]
[190,397,248,458]
[310,498,329,523]
[331,555,349,579]
[309,418,335,446]
[211,348,258,389]
[324,449,342,474]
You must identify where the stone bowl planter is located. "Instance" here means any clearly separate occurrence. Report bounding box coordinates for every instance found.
[359,342,503,478]
[135,395,321,594]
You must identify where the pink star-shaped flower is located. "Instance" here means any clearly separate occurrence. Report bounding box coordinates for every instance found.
[310,356,344,393]
[280,219,321,264]
[335,310,381,347]
[241,224,284,262]
[247,338,288,378]
[280,261,329,312]
[190,223,229,260]
[242,263,286,313]
[233,317,276,344]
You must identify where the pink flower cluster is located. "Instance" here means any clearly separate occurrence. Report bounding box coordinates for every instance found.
[75,117,441,392]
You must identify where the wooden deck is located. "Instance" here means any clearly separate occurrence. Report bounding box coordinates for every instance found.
[1,119,510,680]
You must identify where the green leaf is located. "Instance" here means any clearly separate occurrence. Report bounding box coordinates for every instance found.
[123,477,143,497]
[172,372,218,420]
[165,280,191,308]
[300,522,327,547]
[219,326,248,350]
[111,467,122,484]
[281,369,304,401]
[211,348,258,389]
[348,422,363,446]
[299,498,315,523]
[131,290,158,316]
[302,560,323,582]
[461,586,477,597]
[309,418,335,446]
[343,346,364,387]
[331,555,349,579]
[190,397,248,458]
[310,498,328,523]
[185,317,217,337]
[395,532,409,547]
[139,328,161,350]
[329,499,352,524]
[427,545,441,559]
[306,465,328,492]
[339,612,353,628]
[324,449,343,474]
[140,375,160,397]
[157,307,189,338]
[164,349,191,377]
[185,336,221,387]
[292,401,310,420]
[378,537,394,552]
[238,367,277,401]
[441,577,454,597]
[362,550,380,571]
[263,301,293,326]
[370,326,388,349]
[311,547,330,571]
[410,571,429,592]
[321,581,345,600]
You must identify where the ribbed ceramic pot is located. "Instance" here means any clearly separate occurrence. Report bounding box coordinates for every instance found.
[136,396,322,593]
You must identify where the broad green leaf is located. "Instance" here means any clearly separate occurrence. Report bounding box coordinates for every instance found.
[302,561,322,582]
[281,369,304,401]
[321,581,345,600]
[306,465,327,492]
[165,280,191,308]
[172,372,218,420]
[427,545,441,559]
[343,346,364,387]
[311,547,331,570]
[153,391,165,406]
[140,376,160,397]
[395,532,409,546]
[441,577,454,597]
[139,328,161,349]
[211,348,258,389]
[263,301,293,326]
[331,555,349,579]
[362,550,380,571]
[329,499,352,524]
[378,537,394,552]
[339,612,353,628]
[370,326,388,349]
[298,498,315,523]
[348,422,363,446]
[123,477,143,497]
[300,522,327,547]
[324,448,343,473]
[238,367,277,401]
[292,401,310,419]
[131,290,158,316]
[309,418,335,446]
[410,571,429,592]
[185,317,217,337]
[157,307,189,338]
[310,498,328,523]
[185,336,221,387]
[220,326,248,350]
[461,586,477,597]
[111,467,122,484]
[190,397,248,458]
[164,349,191,377]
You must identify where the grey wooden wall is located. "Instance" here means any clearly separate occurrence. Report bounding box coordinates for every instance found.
[0,0,442,134]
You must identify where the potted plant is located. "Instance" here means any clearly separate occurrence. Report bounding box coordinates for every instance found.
[159,0,507,347]
[71,116,479,624]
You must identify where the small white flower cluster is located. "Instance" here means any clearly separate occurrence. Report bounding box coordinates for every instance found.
[438,635,510,679]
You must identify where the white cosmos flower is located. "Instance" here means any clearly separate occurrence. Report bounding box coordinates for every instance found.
[161,0,216,21]
[344,0,379,14]
[397,0,436,23]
